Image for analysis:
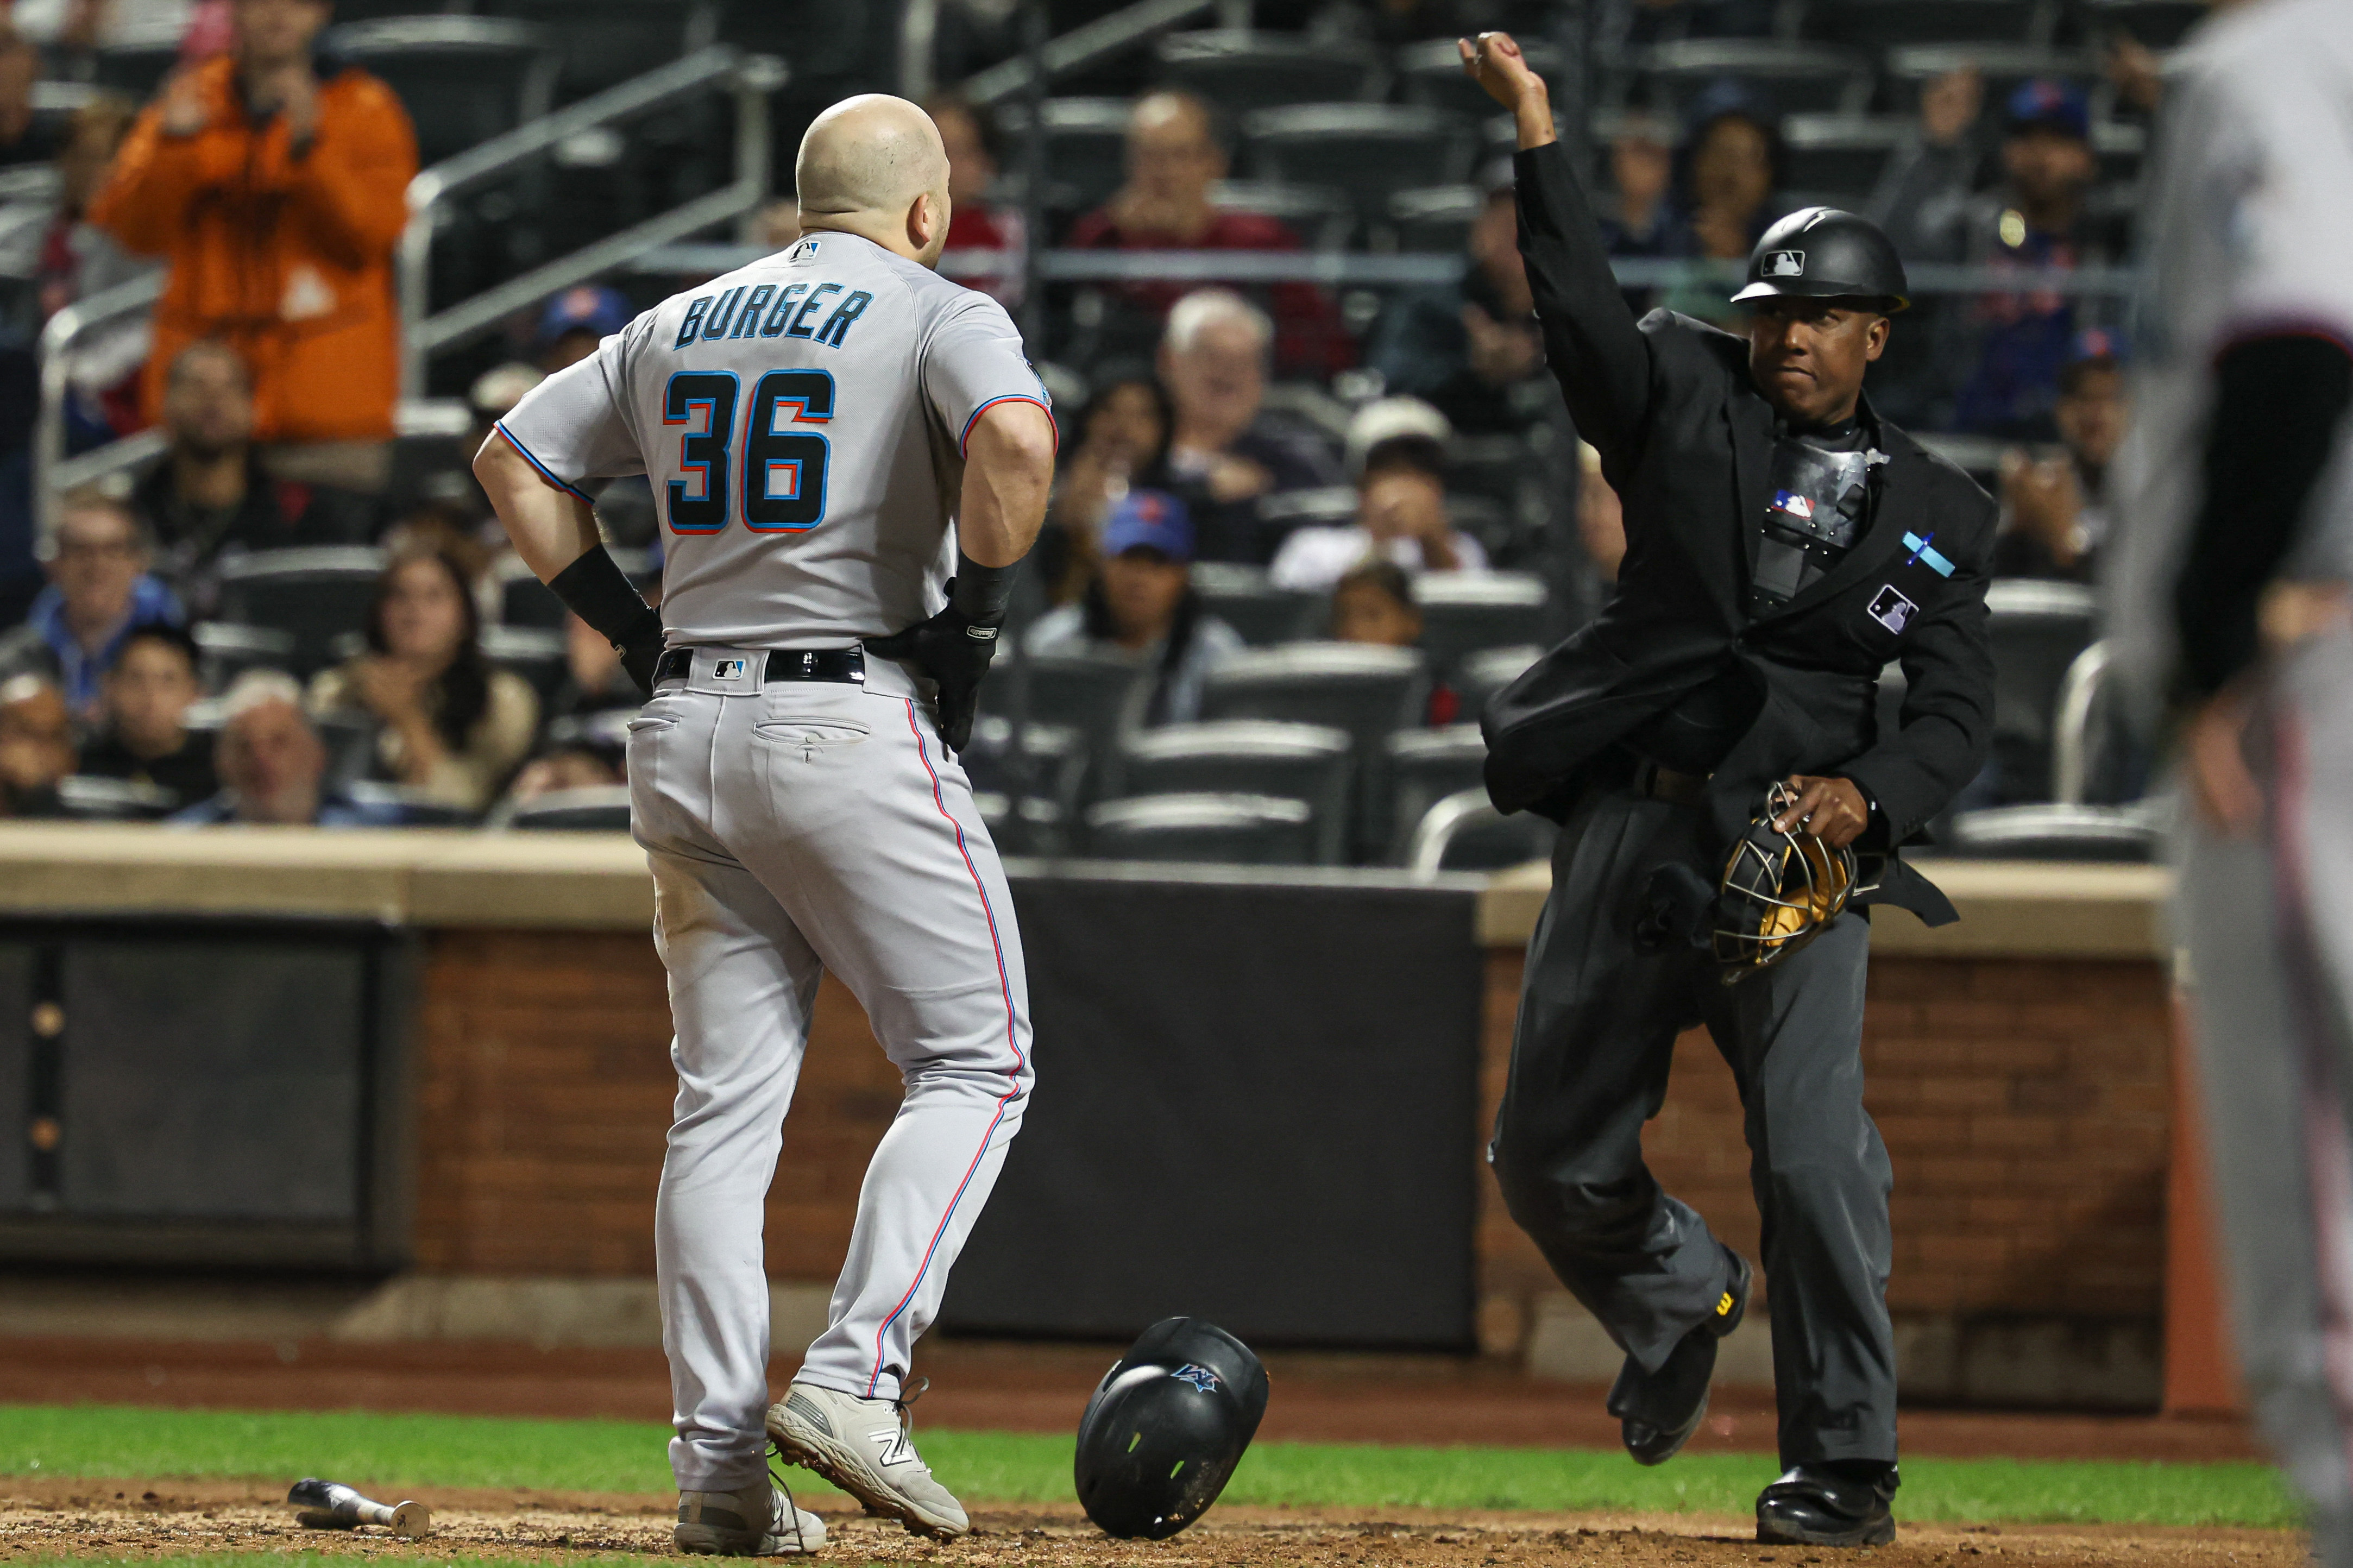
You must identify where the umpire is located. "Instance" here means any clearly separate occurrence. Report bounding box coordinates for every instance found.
[1461,35,1995,1548]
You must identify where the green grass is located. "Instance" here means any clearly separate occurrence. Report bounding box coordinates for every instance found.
[0,1404,2299,1529]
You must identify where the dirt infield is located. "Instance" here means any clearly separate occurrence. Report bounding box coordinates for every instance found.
[0,1478,2300,1568]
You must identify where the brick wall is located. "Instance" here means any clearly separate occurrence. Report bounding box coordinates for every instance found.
[410,929,898,1280]
[408,928,2172,1358]
[1476,949,2172,1343]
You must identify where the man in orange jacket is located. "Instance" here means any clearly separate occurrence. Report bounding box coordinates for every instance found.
[90,0,416,473]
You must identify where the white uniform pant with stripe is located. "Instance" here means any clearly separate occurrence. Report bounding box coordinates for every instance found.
[2179,627,2353,1565]
[628,647,1033,1493]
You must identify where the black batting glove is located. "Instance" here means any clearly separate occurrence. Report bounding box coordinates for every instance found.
[865,578,1001,752]
[618,619,666,699]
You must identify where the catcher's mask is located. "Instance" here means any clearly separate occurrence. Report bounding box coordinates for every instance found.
[1712,781,1859,982]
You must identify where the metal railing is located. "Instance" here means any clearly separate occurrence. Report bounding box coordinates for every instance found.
[399,43,787,395]
[960,0,1248,105]
[35,269,166,540]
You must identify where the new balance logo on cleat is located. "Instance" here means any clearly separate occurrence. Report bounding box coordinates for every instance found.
[871,1426,916,1466]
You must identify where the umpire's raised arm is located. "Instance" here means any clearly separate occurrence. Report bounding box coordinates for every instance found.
[1459,34,1652,472]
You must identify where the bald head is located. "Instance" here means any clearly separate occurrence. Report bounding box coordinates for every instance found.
[795,94,953,266]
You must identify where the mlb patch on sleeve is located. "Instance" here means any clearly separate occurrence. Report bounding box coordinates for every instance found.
[1867,584,1918,635]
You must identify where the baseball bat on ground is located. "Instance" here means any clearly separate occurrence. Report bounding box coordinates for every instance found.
[287,1477,431,1537]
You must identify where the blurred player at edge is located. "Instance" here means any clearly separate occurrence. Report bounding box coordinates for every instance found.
[473,95,1056,1554]
[2105,1,2353,1559]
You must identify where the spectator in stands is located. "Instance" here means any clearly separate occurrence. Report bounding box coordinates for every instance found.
[534,286,632,376]
[1069,90,1351,376]
[927,93,1023,310]
[0,674,71,817]
[1269,408,1489,591]
[307,546,537,814]
[503,715,624,806]
[1597,110,1685,260]
[0,492,182,724]
[1370,163,1554,437]
[1025,489,1243,727]
[177,669,396,826]
[1992,330,2128,584]
[89,0,420,490]
[548,610,640,718]
[1040,370,1173,605]
[78,622,215,807]
[1662,80,1786,325]
[1159,289,1344,563]
[0,26,60,168]
[130,341,370,594]
[1874,74,2128,437]
[1329,558,1468,725]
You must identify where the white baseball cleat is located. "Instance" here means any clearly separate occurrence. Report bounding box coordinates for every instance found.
[766,1379,969,1540]
[674,1481,826,1556]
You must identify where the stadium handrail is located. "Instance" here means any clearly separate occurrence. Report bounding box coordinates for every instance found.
[399,44,789,394]
[959,0,1235,105]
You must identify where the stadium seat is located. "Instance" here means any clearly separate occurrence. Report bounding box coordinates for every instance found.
[1393,37,1562,118]
[1414,572,1548,679]
[2048,640,2147,807]
[1452,644,1539,722]
[1807,0,2057,48]
[1405,786,1558,874]
[480,0,721,101]
[1381,725,1489,864]
[1631,40,1876,116]
[1780,115,1915,205]
[499,785,634,830]
[91,40,180,99]
[1941,803,2159,861]
[1190,563,1320,646]
[56,775,178,821]
[1209,179,1355,250]
[481,624,569,707]
[959,717,1089,855]
[212,548,387,677]
[1882,45,2096,115]
[1111,720,1354,863]
[2091,119,2146,188]
[2076,0,2206,47]
[1013,651,1149,786]
[1200,642,1430,857]
[192,623,298,689]
[1387,184,1484,254]
[491,556,567,629]
[323,16,561,168]
[343,780,480,826]
[1257,487,1358,557]
[1083,791,1319,865]
[1985,579,2097,803]
[994,98,1133,215]
[1242,104,1477,229]
[1154,30,1385,115]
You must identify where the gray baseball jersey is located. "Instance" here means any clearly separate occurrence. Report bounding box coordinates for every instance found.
[497,230,1052,647]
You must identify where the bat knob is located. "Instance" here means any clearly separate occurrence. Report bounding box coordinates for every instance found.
[388,1501,430,1539]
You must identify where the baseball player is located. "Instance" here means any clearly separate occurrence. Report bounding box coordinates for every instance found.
[473,95,1056,1555]
[2106,2,2353,1560]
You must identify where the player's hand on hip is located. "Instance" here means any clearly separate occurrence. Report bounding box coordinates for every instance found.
[865,583,1000,752]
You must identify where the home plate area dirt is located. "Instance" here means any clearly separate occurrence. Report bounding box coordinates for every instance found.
[0,1479,2302,1567]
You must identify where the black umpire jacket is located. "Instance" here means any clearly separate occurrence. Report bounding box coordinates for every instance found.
[1481,141,1997,926]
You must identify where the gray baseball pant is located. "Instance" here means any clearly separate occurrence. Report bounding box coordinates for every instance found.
[627,646,1034,1494]
[2177,628,2353,1566]
[1492,786,1896,1470]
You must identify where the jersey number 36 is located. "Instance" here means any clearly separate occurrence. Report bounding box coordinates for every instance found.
[663,368,833,534]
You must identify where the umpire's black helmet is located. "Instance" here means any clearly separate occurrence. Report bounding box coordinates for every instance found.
[1732,206,1910,312]
[1074,1318,1270,1540]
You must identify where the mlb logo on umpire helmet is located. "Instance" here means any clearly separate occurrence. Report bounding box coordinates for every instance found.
[1764,250,1805,277]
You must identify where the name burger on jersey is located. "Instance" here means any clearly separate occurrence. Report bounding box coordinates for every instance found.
[675,237,874,351]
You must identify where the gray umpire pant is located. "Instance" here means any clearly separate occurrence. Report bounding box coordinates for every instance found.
[2176,628,2353,1567]
[1492,786,1897,1469]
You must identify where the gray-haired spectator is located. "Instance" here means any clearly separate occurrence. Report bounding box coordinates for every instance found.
[0,492,183,726]
[1158,288,1343,563]
[174,670,397,827]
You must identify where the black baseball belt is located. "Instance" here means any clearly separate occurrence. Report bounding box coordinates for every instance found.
[653,647,867,685]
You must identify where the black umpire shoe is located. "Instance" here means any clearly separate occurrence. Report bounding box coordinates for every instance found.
[1756,1462,1899,1547]
[1606,1244,1752,1466]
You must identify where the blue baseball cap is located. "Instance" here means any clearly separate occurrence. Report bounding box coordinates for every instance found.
[2004,79,2090,142]
[535,285,633,350]
[1100,489,1194,563]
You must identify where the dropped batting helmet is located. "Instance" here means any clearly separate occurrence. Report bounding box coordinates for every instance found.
[1712,781,1861,981]
[1074,1318,1270,1540]
[1733,207,1910,311]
